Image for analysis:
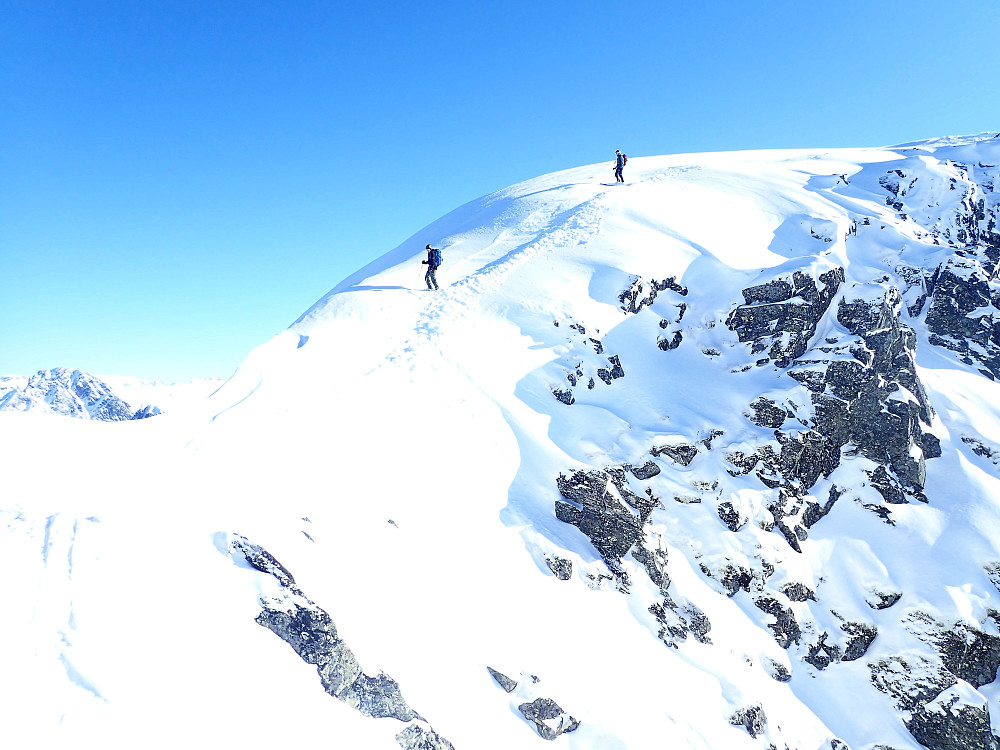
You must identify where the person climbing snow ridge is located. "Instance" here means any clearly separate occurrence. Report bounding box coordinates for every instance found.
[614,150,627,183]
[422,244,442,290]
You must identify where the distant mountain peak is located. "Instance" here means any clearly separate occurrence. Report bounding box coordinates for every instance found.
[0,367,137,420]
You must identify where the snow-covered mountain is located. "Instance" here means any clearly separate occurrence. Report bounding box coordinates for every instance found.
[0,368,223,420]
[3,133,1000,750]
[0,368,138,420]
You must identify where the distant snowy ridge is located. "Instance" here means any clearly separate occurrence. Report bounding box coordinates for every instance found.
[0,368,223,420]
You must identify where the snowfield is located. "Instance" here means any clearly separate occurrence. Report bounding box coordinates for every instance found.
[3,133,1000,749]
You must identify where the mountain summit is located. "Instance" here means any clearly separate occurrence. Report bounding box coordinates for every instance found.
[3,134,1000,749]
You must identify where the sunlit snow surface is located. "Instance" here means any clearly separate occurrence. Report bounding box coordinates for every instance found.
[3,135,1000,749]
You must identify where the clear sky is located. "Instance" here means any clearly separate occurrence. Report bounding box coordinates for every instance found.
[2,0,998,382]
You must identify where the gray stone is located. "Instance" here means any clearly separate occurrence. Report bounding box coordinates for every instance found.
[906,692,999,750]
[840,621,877,662]
[544,555,573,581]
[754,596,801,648]
[652,443,699,466]
[518,697,581,740]
[729,704,767,738]
[395,724,455,750]
[717,501,747,532]
[486,666,518,693]
[231,536,449,738]
[781,582,816,602]
[555,470,650,568]
[629,461,661,480]
[749,397,787,428]
[726,268,844,368]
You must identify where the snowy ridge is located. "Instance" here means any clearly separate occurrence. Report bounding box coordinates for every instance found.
[3,135,1000,749]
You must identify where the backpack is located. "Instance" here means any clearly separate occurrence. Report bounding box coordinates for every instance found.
[622,154,628,166]
[430,248,442,267]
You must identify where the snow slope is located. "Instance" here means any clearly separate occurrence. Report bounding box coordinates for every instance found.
[3,134,1000,750]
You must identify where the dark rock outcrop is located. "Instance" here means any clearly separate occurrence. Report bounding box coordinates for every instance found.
[619,275,688,314]
[227,534,452,749]
[487,667,518,693]
[518,697,580,740]
[726,268,844,367]
[555,470,654,571]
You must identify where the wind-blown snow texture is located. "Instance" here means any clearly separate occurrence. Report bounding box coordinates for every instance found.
[3,134,1000,749]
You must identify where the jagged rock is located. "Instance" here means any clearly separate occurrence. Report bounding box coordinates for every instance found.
[726,268,844,367]
[804,633,841,670]
[934,617,1000,688]
[395,724,455,750]
[717,501,747,532]
[866,590,902,610]
[749,397,787,428]
[486,667,518,693]
[651,442,698,466]
[619,276,688,314]
[729,704,767,738]
[131,404,162,419]
[230,534,299,591]
[906,685,999,750]
[926,256,1000,380]
[680,603,713,644]
[841,621,878,662]
[657,331,683,350]
[631,538,670,595]
[781,582,816,602]
[552,388,575,405]
[544,555,573,580]
[755,596,801,648]
[230,536,443,733]
[555,470,649,568]
[776,429,839,489]
[596,355,625,384]
[701,562,755,597]
[869,654,957,713]
[629,461,661,480]
[342,672,418,721]
[518,697,580,740]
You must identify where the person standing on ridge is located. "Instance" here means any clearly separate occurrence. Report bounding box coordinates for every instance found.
[422,244,442,290]
[614,150,627,183]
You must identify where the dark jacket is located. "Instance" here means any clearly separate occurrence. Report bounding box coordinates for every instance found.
[423,246,442,268]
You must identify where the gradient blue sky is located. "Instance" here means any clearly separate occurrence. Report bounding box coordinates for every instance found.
[2,0,998,381]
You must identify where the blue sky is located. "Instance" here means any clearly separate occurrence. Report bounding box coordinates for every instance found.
[2,0,997,381]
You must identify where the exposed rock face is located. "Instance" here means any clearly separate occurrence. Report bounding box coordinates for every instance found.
[915,162,1000,380]
[518,697,580,740]
[227,534,451,749]
[727,274,942,550]
[726,268,844,367]
[555,469,655,572]
[870,613,1000,750]
[0,368,136,420]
